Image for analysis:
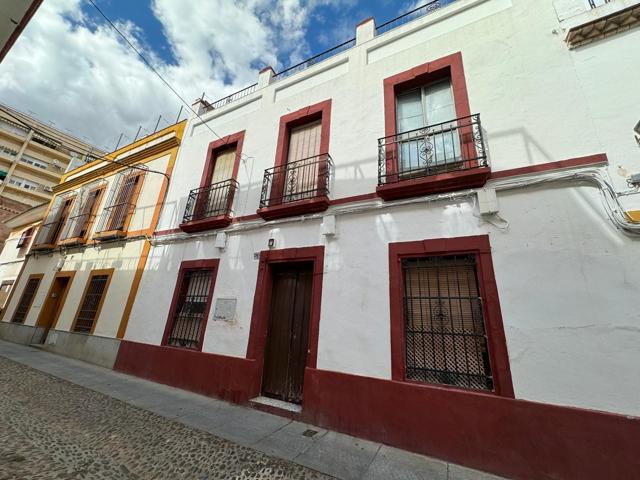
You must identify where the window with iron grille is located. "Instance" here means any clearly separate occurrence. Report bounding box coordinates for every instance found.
[166,269,214,349]
[60,188,103,241]
[73,273,110,333]
[11,277,41,323]
[402,255,493,391]
[105,173,142,232]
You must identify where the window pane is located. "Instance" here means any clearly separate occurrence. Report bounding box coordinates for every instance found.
[396,90,423,133]
[402,255,493,391]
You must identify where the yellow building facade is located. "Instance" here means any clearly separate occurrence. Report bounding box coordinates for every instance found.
[0,121,185,367]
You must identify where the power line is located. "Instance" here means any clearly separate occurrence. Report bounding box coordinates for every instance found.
[86,0,248,158]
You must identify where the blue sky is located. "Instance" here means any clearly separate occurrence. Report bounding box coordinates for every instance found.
[0,0,452,150]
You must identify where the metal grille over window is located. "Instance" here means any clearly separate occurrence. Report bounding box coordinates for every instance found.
[95,167,146,235]
[74,274,109,333]
[33,196,74,248]
[167,269,213,349]
[402,255,493,391]
[60,187,103,242]
[11,277,41,324]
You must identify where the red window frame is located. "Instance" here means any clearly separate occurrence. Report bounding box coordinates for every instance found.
[161,259,219,352]
[198,130,245,189]
[388,235,514,397]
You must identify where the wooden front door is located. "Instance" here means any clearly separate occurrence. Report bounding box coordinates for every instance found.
[262,262,314,404]
[36,276,71,342]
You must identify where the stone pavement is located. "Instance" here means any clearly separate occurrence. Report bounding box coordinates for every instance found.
[0,340,506,480]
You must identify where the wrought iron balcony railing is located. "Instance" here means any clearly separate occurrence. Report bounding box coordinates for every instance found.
[259,153,333,209]
[182,179,238,224]
[378,114,487,185]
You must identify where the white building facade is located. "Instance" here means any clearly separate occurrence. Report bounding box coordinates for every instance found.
[118,1,640,479]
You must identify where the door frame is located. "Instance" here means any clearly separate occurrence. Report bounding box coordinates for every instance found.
[35,271,76,331]
[247,246,325,401]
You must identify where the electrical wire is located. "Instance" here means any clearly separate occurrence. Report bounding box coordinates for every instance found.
[86,0,254,161]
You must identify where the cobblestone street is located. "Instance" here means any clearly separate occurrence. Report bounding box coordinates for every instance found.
[0,357,329,480]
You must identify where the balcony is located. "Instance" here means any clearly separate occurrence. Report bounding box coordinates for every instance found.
[257,153,333,220]
[376,114,490,201]
[93,202,135,240]
[58,212,94,246]
[179,179,238,233]
[32,220,64,251]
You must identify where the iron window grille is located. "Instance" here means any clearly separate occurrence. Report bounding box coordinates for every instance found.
[402,254,494,391]
[166,269,214,349]
[182,179,238,224]
[59,187,103,243]
[95,168,146,236]
[378,114,487,185]
[259,153,333,209]
[11,277,41,324]
[73,274,110,333]
[33,195,75,249]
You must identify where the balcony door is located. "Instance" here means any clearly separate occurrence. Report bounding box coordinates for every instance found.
[396,79,459,173]
[198,147,236,218]
[284,120,321,202]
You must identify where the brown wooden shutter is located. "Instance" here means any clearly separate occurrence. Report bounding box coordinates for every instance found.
[11,277,41,324]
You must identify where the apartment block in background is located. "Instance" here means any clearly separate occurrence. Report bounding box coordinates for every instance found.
[0,104,103,243]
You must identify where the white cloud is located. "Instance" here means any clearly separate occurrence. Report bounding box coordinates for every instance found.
[0,0,353,151]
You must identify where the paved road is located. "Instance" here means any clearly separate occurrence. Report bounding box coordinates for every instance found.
[0,357,330,480]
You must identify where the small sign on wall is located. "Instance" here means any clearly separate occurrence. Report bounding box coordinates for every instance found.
[213,298,237,322]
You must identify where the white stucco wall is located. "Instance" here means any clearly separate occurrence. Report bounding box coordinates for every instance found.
[125,0,640,419]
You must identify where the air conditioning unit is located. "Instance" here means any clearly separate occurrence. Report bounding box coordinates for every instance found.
[44,186,54,192]
[634,120,640,147]
[51,160,62,169]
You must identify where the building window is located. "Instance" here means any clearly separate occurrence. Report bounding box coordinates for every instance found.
[95,169,145,236]
[588,0,610,8]
[0,145,18,157]
[72,271,112,333]
[389,235,514,397]
[11,276,42,323]
[33,195,75,249]
[9,176,39,191]
[402,255,493,391]
[164,260,218,350]
[60,188,103,243]
[396,79,459,173]
[16,227,34,248]
[21,154,49,170]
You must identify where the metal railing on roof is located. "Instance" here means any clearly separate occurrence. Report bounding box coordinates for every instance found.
[273,38,356,81]
[376,0,448,35]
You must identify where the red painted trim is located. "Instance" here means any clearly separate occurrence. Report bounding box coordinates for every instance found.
[489,153,608,180]
[388,235,514,397]
[246,246,325,390]
[154,227,182,237]
[257,196,330,221]
[199,131,245,189]
[301,368,640,480]
[232,213,262,224]
[0,0,43,62]
[179,215,232,233]
[377,167,491,201]
[273,100,332,170]
[160,259,220,351]
[383,52,471,142]
[259,66,275,74]
[115,340,261,404]
[329,192,379,206]
[356,16,375,27]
